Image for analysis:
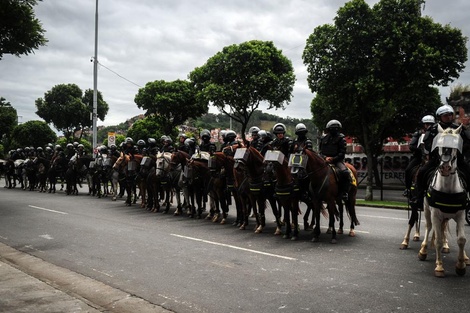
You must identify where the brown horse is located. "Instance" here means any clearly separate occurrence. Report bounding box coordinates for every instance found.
[208,152,236,224]
[233,146,274,233]
[303,148,359,243]
[113,153,143,206]
[170,150,193,215]
[183,157,210,218]
[263,150,298,239]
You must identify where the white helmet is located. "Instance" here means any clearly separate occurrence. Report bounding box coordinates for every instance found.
[295,123,308,135]
[326,119,342,129]
[421,115,435,124]
[248,126,260,135]
[435,105,454,117]
[272,123,286,134]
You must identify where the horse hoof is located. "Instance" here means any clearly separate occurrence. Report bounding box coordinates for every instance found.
[254,227,263,234]
[418,252,427,261]
[400,244,408,250]
[442,248,450,254]
[174,211,180,216]
[212,215,219,223]
[456,266,466,276]
[435,270,445,278]
[274,228,282,236]
[413,236,420,241]
[239,224,246,230]
[220,218,226,225]
[337,229,343,235]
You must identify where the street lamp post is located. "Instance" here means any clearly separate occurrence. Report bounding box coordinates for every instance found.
[92,0,99,156]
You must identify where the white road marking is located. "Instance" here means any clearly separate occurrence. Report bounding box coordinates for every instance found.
[28,205,68,215]
[357,213,408,221]
[39,234,53,240]
[171,234,297,261]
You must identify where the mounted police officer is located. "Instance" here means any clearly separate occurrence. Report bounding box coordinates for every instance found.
[257,130,273,156]
[319,119,350,201]
[199,129,216,153]
[65,143,75,160]
[221,130,242,156]
[136,139,146,154]
[270,123,291,158]
[291,123,313,153]
[403,115,435,197]
[109,144,120,158]
[161,136,175,153]
[184,138,197,156]
[123,137,137,155]
[413,105,470,208]
[247,126,261,150]
[146,138,158,156]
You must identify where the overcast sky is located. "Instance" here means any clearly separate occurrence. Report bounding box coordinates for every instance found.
[1,0,469,130]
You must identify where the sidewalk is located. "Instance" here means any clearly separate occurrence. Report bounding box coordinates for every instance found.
[0,243,171,313]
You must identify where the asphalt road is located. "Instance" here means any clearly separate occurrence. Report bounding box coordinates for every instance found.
[0,185,469,313]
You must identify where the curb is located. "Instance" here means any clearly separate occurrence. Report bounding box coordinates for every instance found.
[0,243,173,313]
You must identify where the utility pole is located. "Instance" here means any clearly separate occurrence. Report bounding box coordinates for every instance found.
[92,0,99,156]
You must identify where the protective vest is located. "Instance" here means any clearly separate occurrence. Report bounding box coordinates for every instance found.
[319,133,345,158]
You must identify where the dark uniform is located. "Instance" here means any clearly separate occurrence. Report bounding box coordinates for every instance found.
[319,120,350,200]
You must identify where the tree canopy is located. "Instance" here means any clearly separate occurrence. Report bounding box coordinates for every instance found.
[189,40,296,141]
[10,120,56,148]
[0,0,47,60]
[35,83,108,140]
[126,116,165,145]
[134,79,206,136]
[0,97,18,140]
[302,0,467,199]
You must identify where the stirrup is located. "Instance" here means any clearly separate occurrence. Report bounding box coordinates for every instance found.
[341,193,348,201]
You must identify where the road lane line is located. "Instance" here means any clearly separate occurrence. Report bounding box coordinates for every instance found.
[357,213,408,221]
[171,234,297,261]
[28,205,68,215]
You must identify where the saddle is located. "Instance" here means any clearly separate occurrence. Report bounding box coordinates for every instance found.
[327,164,356,187]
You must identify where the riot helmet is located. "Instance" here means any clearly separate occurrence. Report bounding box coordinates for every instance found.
[272,123,286,135]
[295,123,308,135]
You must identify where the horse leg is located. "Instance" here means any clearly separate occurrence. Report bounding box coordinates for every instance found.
[432,212,445,277]
[311,201,322,242]
[455,210,467,276]
[401,207,419,250]
[418,200,432,261]
[163,189,171,213]
[282,202,292,239]
[328,205,337,244]
[267,195,282,235]
[442,220,450,254]
[291,199,300,241]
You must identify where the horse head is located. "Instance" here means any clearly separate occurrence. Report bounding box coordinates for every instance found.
[434,124,463,177]
[156,152,172,177]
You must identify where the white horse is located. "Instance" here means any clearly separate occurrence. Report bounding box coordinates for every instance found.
[418,124,470,277]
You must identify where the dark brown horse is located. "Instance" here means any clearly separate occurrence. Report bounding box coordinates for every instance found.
[263,150,298,240]
[208,152,236,224]
[303,148,359,243]
[113,153,143,205]
[234,146,275,233]
[185,156,211,218]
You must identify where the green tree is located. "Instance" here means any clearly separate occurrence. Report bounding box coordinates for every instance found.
[35,83,108,140]
[126,116,165,144]
[81,89,109,137]
[10,120,56,148]
[189,40,296,142]
[302,0,467,200]
[134,79,206,136]
[0,97,18,140]
[0,0,47,60]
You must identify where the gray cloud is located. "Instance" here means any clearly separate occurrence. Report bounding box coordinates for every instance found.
[1,0,469,130]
